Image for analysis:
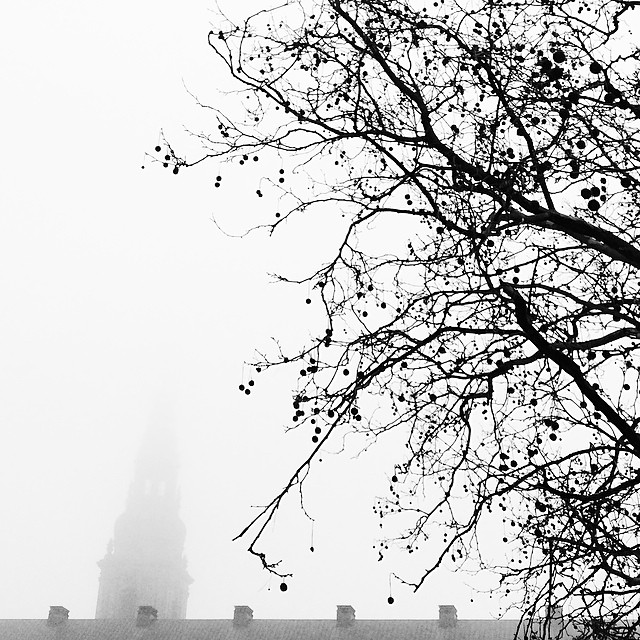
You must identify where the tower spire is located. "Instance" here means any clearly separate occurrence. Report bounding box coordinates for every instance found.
[95,406,192,619]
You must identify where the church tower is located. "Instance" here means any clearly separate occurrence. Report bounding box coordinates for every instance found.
[95,409,192,619]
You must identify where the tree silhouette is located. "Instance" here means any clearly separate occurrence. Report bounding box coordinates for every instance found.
[161,0,640,636]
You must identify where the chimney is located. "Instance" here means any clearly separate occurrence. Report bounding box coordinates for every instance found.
[438,605,457,628]
[136,606,158,627]
[336,605,356,627]
[47,606,69,626]
[233,605,254,627]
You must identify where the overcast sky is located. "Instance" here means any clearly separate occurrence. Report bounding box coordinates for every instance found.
[6,0,633,623]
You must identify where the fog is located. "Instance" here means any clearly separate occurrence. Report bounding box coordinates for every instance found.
[1,0,521,621]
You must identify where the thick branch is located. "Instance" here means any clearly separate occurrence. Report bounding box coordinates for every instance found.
[501,282,640,456]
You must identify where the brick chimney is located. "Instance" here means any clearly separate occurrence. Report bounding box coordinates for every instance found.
[336,605,356,627]
[136,605,158,627]
[47,606,69,626]
[438,605,457,628]
[233,605,253,627]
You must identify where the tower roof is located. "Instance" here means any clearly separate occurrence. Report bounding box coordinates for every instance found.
[127,411,179,507]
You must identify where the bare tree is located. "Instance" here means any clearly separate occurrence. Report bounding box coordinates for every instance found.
[161,0,640,636]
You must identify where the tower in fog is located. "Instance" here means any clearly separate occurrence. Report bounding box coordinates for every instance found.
[95,410,192,619]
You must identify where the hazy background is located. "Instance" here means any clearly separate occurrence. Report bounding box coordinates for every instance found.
[0,0,568,621]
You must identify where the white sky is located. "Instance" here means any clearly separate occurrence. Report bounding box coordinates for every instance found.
[6,0,626,623]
